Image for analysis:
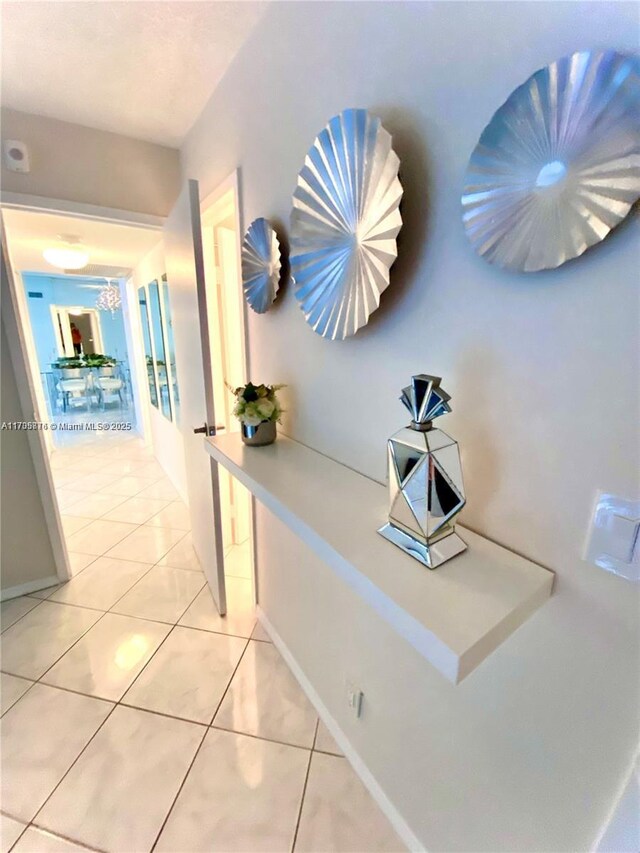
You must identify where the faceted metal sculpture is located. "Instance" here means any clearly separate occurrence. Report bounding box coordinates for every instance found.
[462,50,640,272]
[291,108,403,340]
[378,375,466,569]
[241,218,282,314]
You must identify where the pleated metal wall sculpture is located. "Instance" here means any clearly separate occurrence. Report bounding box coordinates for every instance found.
[462,50,640,272]
[290,108,403,340]
[241,218,282,314]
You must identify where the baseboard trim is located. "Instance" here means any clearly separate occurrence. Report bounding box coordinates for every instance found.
[256,605,425,852]
[1,574,60,602]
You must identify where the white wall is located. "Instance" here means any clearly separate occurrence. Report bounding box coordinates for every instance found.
[1,108,180,216]
[130,242,188,501]
[180,3,639,849]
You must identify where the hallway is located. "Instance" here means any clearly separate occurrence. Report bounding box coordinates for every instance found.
[0,434,402,853]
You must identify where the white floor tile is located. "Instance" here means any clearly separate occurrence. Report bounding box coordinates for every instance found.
[111,567,205,624]
[60,515,94,537]
[123,626,246,723]
[157,532,202,571]
[102,495,171,525]
[67,552,97,576]
[66,472,123,492]
[0,814,26,853]
[11,827,93,853]
[65,519,138,557]
[294,752,405,852]
[47,557,152,611]
[98,475,158,497]
[37,705,203,853]
[137,480,180,501]
[146,501,191,531]
[1,601,101,679]
[1,596,41,631]
[55,488,93,511]
[133,461,167,480]
[179,577,255,638]
[105,525,186,564]
[215,640,317,748]
[61,493,127,519]
[0,672,34,715]
[314,720,343,756]
[251,620,272,642]
[155,727,309,853]
[42,612,170,701]
[0,683,112,822]
[225,540,253,579]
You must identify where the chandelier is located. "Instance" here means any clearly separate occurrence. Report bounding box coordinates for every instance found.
[96,279,121,315]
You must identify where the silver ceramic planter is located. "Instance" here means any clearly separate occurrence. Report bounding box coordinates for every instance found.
[241,420,277,447]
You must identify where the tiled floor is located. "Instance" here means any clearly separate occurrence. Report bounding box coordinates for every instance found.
[0,434,403,852]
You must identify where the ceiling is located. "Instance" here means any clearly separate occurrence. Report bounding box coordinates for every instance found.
[3,208,162,275]
[1,1,267,147]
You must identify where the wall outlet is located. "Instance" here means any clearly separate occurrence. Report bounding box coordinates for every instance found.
[346,681,364,718]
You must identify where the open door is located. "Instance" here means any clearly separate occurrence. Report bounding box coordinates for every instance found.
[163,180,226,614]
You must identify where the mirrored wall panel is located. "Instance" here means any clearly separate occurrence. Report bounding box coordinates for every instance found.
[138,286,158,408]
[160,274,180,426]
[148,279,172,421]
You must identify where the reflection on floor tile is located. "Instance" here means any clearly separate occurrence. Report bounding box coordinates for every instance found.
[0,683,112,822]
[314,720,343,756]
[37,706,204,853]
[225,540,253,579]
[62,492,127,520]
[1,595,41,631]
[157,532,202,571]
[180,577,255,638]
[103,496,172,525]
[98,475,158,497]
[251,620,272,642]
[104,525,186,564]
[0,672,33,715]
[123,626,246,723]
[42,612,170,701]
[1,601,101,679]
[0,813,26,853]
[146,501,191,531]
[155,727,309,853]
[11,826,93,852]
[137,480,179,501]
[65,519,138,557]
[295,752,404,852]
[47,556,152,611]
[111,567,205,624]
[215,640,317,748]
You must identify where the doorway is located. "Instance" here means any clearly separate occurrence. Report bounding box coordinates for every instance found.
[200,179,254,595]
[51,305,103,357]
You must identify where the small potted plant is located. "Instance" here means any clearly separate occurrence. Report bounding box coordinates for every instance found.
[227,381,284,446]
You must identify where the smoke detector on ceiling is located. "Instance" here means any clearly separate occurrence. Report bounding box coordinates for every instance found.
[3,139,30,173]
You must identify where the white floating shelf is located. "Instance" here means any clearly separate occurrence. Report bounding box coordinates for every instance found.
[206,433,553,684]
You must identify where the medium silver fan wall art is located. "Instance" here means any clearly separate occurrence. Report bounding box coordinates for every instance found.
[241,217,282,314]
[290,108,403,340]
[462,50,640,272]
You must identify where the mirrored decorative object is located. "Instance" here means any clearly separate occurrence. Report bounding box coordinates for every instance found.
[378,375,466,569]
[241,218,282,313]
[160,274,180,426]
[148,279,172,421]
[291,108,403,340]
[462,50,640,272]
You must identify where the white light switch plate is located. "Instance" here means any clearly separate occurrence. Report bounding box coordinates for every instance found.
[584,493,640,581]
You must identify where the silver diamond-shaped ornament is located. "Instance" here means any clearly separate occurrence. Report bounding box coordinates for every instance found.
[379,375,466,569]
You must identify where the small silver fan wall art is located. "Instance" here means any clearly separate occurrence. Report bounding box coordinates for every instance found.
[241,218,282,314]
[462,50,640,272]
[290,108,403,340]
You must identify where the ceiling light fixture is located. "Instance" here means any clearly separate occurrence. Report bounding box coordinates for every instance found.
[96,278,122,314]
[42,235,89,270]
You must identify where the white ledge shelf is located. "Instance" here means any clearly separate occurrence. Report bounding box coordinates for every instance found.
[206,433,553,684]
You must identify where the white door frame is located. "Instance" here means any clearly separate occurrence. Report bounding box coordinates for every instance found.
[51,305,105,357]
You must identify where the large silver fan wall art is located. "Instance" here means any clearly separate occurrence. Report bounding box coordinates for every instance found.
[462,50,640,272]
[241,218,282,313]
[290,108,403,340]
